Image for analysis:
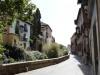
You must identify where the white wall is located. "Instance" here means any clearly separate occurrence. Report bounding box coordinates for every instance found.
[9,19,30,49]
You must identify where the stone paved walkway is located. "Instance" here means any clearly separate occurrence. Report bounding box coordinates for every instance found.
[16,55,91,75]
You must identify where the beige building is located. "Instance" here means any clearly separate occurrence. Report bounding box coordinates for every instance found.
[71,33,77,54]
[3,33,19,46]
[74,8,84,56]
[41,22,53,45]
[75,0,100,75]
[3,19,31,50]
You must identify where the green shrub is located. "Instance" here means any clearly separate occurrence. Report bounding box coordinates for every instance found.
[63,49,68,55]
[59,44,68,55]
[4,45,48,62]
[43,43,69,58]
[43,43,60,58]
[24,53,33,61]
[4,45,25,61]
[25,51,48,61]
[62,47,68,55]
[58,49,64,57]
[8,57,15,63]
[0,54,2,60]
[0,45,6,53]
[32,51,47,59]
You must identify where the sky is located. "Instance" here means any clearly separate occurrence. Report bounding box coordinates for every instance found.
[31,0,80,46]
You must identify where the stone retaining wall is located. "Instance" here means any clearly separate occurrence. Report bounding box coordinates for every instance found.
[0,55,69,75]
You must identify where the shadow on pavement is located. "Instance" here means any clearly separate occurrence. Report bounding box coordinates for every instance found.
[72,55,91,75]
[73,55,83,64]
[78,64,91,75]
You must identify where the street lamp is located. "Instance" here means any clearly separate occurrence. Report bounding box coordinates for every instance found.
[76,27,80,35]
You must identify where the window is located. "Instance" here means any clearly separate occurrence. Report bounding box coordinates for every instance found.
[16,20,19,26]
[15,20,20,34]
[24,24,28,32]
[46,32,48,38]
[20,25,24,33]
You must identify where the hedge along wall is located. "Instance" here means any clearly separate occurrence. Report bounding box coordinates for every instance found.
[0,55,70,75]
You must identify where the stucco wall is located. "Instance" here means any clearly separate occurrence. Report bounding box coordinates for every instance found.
[9,19,30,49]
[89,1,98,75]
[3,33,19,46]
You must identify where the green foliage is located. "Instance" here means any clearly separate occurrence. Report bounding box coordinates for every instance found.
[0,0,36,27]
[0,32,6,53]
[63,49,68,55]
[0,0,36,54]
[43,43,59,58]
[8,57,15,63]
[0,45,6,53]
[43,43,69,58]
[24,52,33,61]
[4,45,48,62]
[33,51,47,59]
[4,45,25,61]
[58,49,64,57]
[29,39,33,44]
[59,44,68,55]
[25,51,48,61]
[0,54,3,60]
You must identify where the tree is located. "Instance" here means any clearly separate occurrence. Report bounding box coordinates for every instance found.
[0,0,36,53]
[32,8,41,37]
[0,0,36,25]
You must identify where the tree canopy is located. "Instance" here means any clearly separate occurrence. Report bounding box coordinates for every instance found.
[0,0,36,26]
[0,0,36,53]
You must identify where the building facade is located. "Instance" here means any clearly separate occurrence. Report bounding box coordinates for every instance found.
[3,19,31,50]
[74,0,100,75]
[71,33,77,54]
[41,22,53,45]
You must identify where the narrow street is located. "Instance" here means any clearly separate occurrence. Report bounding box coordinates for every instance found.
[16,55,91,75]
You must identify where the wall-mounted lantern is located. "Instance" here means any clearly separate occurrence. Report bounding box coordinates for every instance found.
[76,27,80,35]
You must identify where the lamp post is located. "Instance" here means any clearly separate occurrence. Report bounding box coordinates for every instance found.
[76,27,80,36]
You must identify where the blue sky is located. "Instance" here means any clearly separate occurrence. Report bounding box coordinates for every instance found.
[31,0,80,46]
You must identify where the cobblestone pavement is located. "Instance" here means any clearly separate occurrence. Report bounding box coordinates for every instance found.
[16,55,91,75]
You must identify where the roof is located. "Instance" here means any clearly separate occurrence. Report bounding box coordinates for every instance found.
[74,8,81,25]
[77,0,88,6]
[77,0,82,4]
[41,22,48,25]
[41,22,52,31]
[26,22,33,25]
[17,19,32,25]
